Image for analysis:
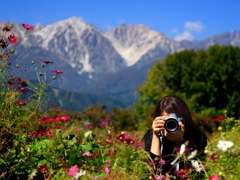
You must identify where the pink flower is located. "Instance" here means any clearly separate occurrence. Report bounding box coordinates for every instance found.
[8,34,18,44]
[3,26,11,32]
[18,77,28,86]
[16,87,28,94]
[159,158,165,165]
[212,115,226,122]
[36,164,47,173]
[16,100,26,106]
[58,115,70,121]
[81,151,91,156]
[156,175,161,180]
[42,60,53,65]
[209,174,220,180]
[105,138,113,143]
[52,70,64,74]
[68,165,79,176]
[100,121,106,128]
[104,167,110,174]
[41,116,54,122]
[22,24,34,30]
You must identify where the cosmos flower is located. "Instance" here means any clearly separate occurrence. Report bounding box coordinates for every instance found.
[52,70,64,74]
[104,167,110,174]
[217,140,233,151]
[191,160,204,172]
[22,24,34,30]
[209,174,220,180]
[16,100,26,106]
[68,165,79,176]
[212,115,226,122]
[84,131,93,138]
[36,164,47,173]
[8,34,18,44]
[73,169,86,179]
[3,26,11,32]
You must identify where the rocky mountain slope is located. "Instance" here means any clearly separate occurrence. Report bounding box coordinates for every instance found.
[2,17,240,109]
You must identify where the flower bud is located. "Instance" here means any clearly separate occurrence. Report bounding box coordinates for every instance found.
[31,61,35,64]
[52,76,56,80]
[10,49,15,53]
[16,64,19,68]
[39,72,43,76]
[217,126,223,131]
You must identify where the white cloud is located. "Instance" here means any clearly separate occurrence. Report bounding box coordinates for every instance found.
[174,31,193,41]
[185,21,204,32]
[173,21,205,41]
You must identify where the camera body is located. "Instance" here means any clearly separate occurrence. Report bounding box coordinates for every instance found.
[163,113,183,132]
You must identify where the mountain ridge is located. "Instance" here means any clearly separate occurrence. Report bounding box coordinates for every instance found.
[1,16,240,109]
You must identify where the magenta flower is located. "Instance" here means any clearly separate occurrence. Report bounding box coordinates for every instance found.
[68,165,79,176]
[52,70,64,74]
[27,126,49,137]
[159,158,166,165]
[212,115,226,122]
[16,87,28,94]
[8,34,18,44]
[18,77,28,86]
[16,100,26,106]
[156,175,161,180]
[36,164,47,173]
[22,24,34,30]
[104,167,110,174]
[55,115,70,122]
[100,121,107,128]
[209,174,220,180]
[42,60,53,65]
[41,116,54,122]
[3,26,11,32]
[81,151,91,156]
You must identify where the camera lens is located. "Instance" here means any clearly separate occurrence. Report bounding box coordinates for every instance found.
[164,118,179,132]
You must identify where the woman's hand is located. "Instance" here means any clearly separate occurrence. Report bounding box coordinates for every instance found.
[165,122,185,142]
[152,116,165,137]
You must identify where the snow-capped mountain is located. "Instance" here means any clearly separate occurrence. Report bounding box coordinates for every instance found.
[2,16,240,107]
[19,17,127,77]
[105,24,182,67]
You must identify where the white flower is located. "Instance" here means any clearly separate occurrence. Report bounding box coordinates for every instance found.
[84,131,92,138]
[171,144,186,165]
[191,160,204,172]
[217,140,234,151]
[187,149,197,159]
[72,169,86,180]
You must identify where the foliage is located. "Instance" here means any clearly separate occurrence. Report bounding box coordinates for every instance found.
[204,116,240,179]
[1,22,240,180]
[134,45,240,131]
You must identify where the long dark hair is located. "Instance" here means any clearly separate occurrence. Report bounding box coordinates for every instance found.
[142,95,208,154]
[155,96,195,140]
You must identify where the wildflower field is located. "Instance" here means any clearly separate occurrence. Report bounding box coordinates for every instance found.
[1,24,240,180]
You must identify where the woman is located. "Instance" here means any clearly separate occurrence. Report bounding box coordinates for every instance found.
[144,96,208,176]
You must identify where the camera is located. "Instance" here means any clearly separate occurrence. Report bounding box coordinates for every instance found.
[163,113,183,132]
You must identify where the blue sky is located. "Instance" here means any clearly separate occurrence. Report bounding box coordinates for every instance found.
[1,0,240,41]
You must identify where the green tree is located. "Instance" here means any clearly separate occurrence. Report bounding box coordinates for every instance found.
[134,45,240,131]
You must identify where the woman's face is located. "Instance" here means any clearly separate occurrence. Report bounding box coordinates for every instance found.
[161,110,169,117]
